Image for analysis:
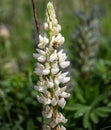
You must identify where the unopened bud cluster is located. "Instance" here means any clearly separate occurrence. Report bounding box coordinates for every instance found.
[33,2,70,130]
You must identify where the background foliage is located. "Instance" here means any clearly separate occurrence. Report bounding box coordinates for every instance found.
[0,0,111,130]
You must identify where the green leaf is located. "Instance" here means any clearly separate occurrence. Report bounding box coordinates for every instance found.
[90,111,99,124]
[74,106,90,118]
[83,111,90,129]
[96,107,111,113]
[27,119,35,130]
[91,94,107,108]
[75,86,86,103]
[95,109,108,118]
[66,104,85,111]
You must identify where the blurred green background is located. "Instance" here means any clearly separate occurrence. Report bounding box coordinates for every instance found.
[0,0,111,130]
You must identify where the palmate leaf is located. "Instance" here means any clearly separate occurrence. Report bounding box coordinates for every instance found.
[74,106,91,118]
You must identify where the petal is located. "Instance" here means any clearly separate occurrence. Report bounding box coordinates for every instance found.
[51,97,57,106]
[60,61,70,69]
[50,50,58,62]
[61,92,70,98]
[61,77,70,84]
[43,69,50,75]
[58,98,66,108]
[51,68,59,75]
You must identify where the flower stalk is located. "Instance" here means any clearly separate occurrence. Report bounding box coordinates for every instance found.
[33,2,70,130]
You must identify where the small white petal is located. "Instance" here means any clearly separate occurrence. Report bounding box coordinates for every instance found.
[43,69,50,75]
[47,82,54,88]
[39,35,43,43]
[38,55,46,62]
[50,50,58,62]
[55,88,61,96]
[61,77,70,84]
[52,27,60,35]
[34,68,42,75]
[57,24,61,31]
[33,53,39,59]
[43,37,49,44]
[57,72,69,82]
[58,98,66,108]
[46,78,54,88]
[53,19,58,25]
[61,92,70,98]
[44,22,49,30]
[42,106,53,118]
[56,113,67,124]
[36,49,46,55]
[34,85,45,92]
[51,68,59,75]
[51,98,57,106]
[38,35,49,49]
[37,95,51,105]
[38,43,45,49]
[60,61,70,69]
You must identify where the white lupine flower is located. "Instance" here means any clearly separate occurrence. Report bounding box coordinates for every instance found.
[55,87,70,98]
[50,113,67,128]
[50,120,57,128]
[34,85,46,93]
[51,97,58,106]
[52,19,58,25]
[52,26,60,35]
[58,98,66,108]
[33,53,46,62]
[56,33,65,45]
[46,77,54,88]
[57,72,70,84]
[51,34,65,47]
[43,125,51,130]
[33,2,70,129]
[42,63,50,75]
[38,35,49,49]
[44,22,49,30]
[57,72,69,81]
[58,50,67,62]
[56,113,67,124]
[61,77,70,84]
[34,63,44,75]
[44,90,51,98]
[60,91,70,98]
[38,55,46,62]
[60,61,70,69]
[51,62,59,74]
[36,49,46,55]
[49,50,58,62]
[42,106,53,118]
[37,95,51,105]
